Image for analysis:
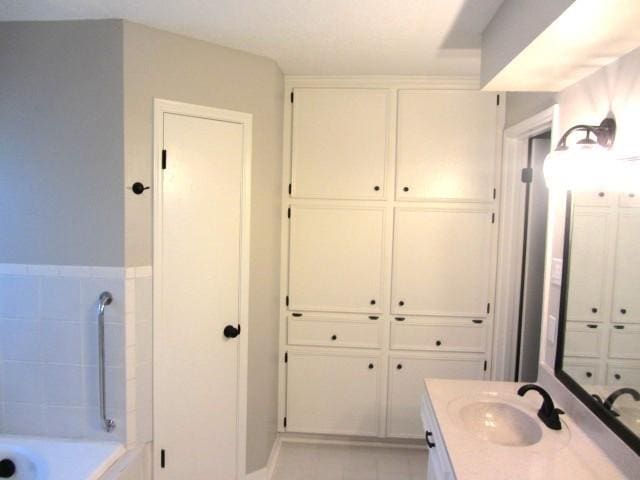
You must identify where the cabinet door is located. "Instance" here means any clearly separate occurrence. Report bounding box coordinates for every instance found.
[567,208,611,322]
[612,211,640,323]
[606,364,640,389]
[287,314,382,349]
[564,322,603,358]
[288,206,385,312]
[564,359,601,385]
[572,191,614,207]
[609,325,640,360]
[396,90,498,202]
[291,88,389,199]
[392,208,493,316]
[387,354,485,438]
[286,349,381,436]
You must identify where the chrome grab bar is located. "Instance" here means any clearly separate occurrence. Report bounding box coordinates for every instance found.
[98,291,116,432]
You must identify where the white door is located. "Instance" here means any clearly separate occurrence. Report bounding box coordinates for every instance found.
[288,206,386,313]
[396,90,498,202]
[290,88,389,199]
[391,208,493,316]
[285,348,381,436]
[154,101,251,480]
[387,354,486,438]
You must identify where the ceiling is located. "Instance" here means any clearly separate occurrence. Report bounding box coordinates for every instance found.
[0,0,504,75]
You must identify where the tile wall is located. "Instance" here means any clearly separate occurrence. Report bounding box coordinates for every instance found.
[0,264,152,446]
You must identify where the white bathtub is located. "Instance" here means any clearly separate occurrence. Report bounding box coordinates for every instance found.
[0,436,124,480]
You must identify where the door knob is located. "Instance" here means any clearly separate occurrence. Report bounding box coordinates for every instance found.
[223,325,240,338]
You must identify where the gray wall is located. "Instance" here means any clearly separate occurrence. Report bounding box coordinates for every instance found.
[505,92,556,128]
[481,0,575,88]
[0,20,124,266]
[122,22,284,472]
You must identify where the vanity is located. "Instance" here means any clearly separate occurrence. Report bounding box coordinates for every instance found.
[421,379,625,479]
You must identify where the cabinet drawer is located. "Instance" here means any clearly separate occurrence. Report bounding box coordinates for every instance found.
[564,360,600,385]
[390,319,486,352]
[572,191,614,207]
[609,325,640,360]
[287,315,382,348]
[564,322,603,357]
[618,191,640,207]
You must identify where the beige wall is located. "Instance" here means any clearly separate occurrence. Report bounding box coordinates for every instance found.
[0,20,124,266]
[122,22,284,472]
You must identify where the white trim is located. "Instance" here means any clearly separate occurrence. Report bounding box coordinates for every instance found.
[245,436,282,480]
[285,75,480,90]
[152,98,252,480]
[492,105,560,381]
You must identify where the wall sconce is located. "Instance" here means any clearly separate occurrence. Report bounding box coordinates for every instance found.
[543,117,619,191]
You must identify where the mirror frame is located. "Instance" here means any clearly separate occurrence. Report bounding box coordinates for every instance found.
[555,192,640,455]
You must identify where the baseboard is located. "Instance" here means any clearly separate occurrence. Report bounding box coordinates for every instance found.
[246,435,282,480]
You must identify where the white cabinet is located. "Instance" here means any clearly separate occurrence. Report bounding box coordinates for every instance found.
[288,206,386,313]
[421,394,455,480]
[566,208,612,322]
[606,363,640,389]
[396,90,498,202]
[392,208,493,316]
[290,88,389,199]
[285,349,381,436]
[564,321,602,358]
[387,354,486,438]
[608,325,640,360]
[572,191,614,207]
[564,360,601,385]
[390,317,487,353]
[287,313,382,349]
[612,211,640,323]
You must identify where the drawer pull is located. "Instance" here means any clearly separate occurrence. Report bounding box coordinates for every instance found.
[629,193,636,198]
[613,325,625,330]
[591,307,598,313]
[598,192,605,197]
[368,363,374,370]
[374,185,380,191]
[331,334,337,341]
[395,317,405,322]
[586,324,598,329]
[398,300,405,306]
[291,313,303,317]
[472,319,483,324]
[435,340,442,346]
[586,371,592,378]
[620,308,627,315]
[614,373,622,380]
[368,315,379,320]
[425,431,435,448]
[397,364,403,370]
[403,186,409,192]
[370,299,376,305]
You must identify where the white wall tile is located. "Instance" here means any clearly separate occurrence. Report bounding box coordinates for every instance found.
[42,276,86,320]
[0,275,40,318]
[41,321,83,365]
[3,402,45,435]
[2,361,43,403]
[42,364,84,406]
[0,319,42,362]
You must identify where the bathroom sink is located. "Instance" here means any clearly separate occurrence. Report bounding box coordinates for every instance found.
[446,392,571,449]
[456,401,542,446]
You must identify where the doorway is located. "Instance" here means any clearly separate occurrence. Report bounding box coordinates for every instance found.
[516,131,551,381]
[153,99,252,479]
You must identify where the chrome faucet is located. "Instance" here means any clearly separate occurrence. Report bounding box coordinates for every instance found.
[603,388,640,417]
[517,384,564,430]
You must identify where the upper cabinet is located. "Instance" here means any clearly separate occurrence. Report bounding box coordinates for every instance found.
[612,210,640,323]
[288,205,386,313]
[391,208,494,317]
[396,90,498,202]
[290,88,389,200]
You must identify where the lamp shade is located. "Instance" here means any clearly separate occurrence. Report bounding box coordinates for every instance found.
[543,143,616,191]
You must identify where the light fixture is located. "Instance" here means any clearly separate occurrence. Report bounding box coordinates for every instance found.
[543,117,618,191]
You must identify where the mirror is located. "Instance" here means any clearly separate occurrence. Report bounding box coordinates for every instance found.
[556,187,640,454]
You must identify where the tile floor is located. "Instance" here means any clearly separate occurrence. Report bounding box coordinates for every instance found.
[271,442,428,480]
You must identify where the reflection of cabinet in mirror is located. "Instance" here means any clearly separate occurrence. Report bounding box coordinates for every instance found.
[565,192,640,391]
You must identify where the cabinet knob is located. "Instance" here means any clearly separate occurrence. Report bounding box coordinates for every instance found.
[370,299,376,305]
[629,193,636,198]
[598,192,605,197]
[435,340,442,346]
[614,373,622,380]
[398,300,405,306]
[591,307,598,313]
[331,334,337,340]
[368,363,374,370]
[374,185,380,191]
[586,371,592,378]
[403,186,409,192]
[397,364,403,370]
[620,308,627,314]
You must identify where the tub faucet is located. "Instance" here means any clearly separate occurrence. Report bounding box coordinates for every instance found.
[603,388,640,417]
[517,384,564,430]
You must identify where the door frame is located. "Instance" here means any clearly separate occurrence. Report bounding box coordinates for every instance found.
[492,105,559,381]
[152,98,252,479]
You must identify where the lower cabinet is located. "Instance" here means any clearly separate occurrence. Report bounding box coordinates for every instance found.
[387,353,486,438]
[564,358,602,385]
[421,393,455,480]
[285,348,382,436]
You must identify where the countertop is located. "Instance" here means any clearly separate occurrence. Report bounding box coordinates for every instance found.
[424,379,626,479]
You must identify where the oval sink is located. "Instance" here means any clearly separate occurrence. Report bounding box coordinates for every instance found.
[456,401,542,446]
